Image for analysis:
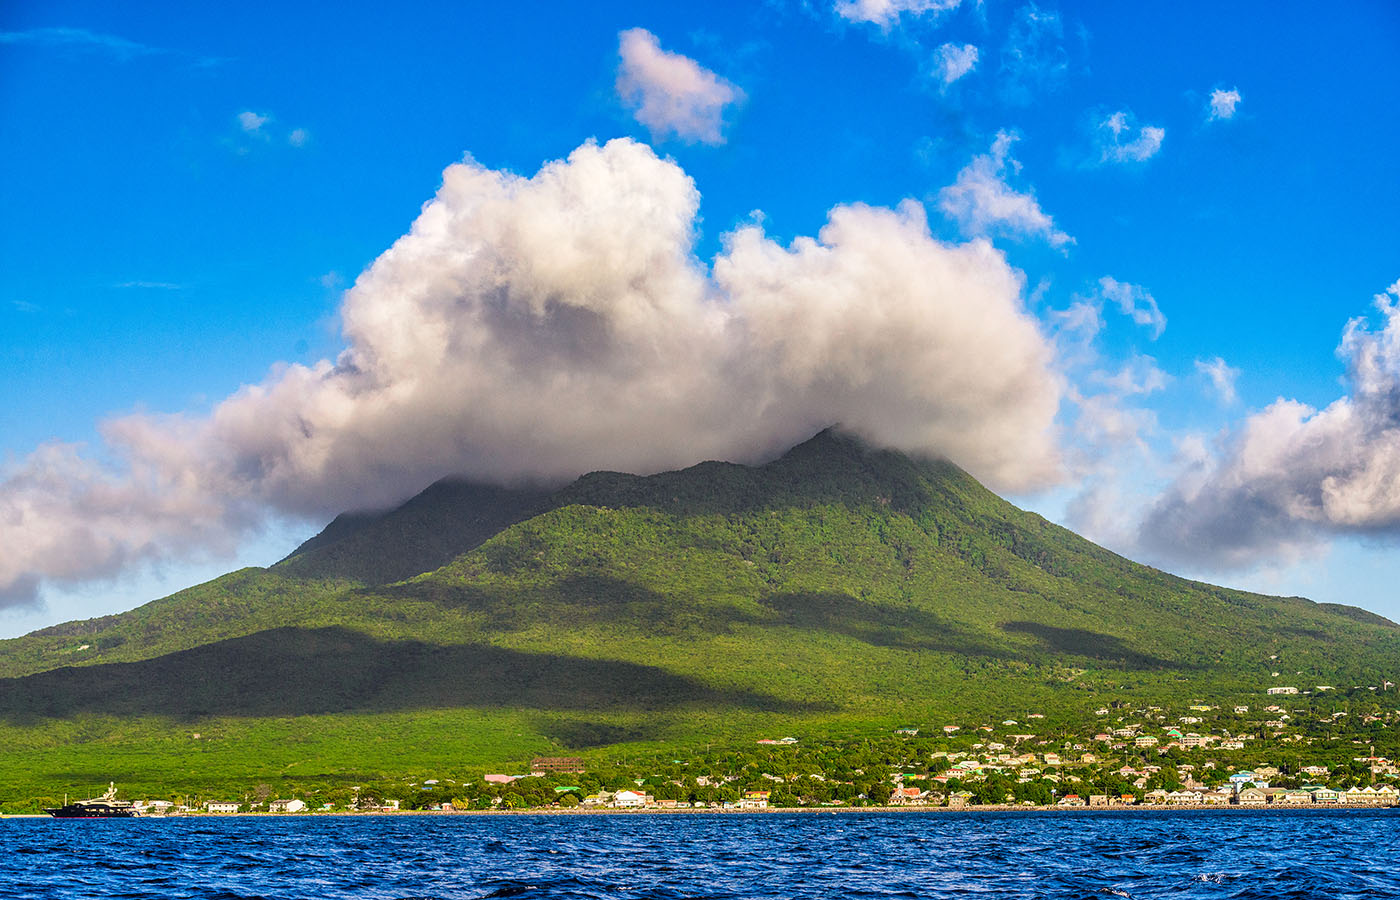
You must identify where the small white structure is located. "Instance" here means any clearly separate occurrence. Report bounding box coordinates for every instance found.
[206,801,240,814]
[135,799,175,815]
[268,799,306,813]
[611,790,647,809]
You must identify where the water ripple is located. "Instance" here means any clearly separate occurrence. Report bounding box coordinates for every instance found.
[0,811,1397,899]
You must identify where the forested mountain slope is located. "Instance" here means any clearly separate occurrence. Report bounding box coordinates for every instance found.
[2,429,1395,735]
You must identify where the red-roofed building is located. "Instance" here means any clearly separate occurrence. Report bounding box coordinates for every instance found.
[888,786,928,806]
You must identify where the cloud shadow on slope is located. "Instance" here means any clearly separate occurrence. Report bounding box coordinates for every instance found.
[0,626,828,724]
[375,574,761,638]
[758,592,1016,660]
[998,621,1184,670]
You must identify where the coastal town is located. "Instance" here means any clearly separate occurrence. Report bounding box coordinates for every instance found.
[32,684,1399,816]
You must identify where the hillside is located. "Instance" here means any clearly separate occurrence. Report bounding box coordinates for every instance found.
[275,480,553,585]
[1,429,1397,799]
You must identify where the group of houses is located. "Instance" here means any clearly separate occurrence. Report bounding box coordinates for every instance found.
[578,789,776,810]
[124,798,314,815]
[202,798,307,814]
[1058,784,1400,808]
[105,687,1399,816]
[886,777,1399,809]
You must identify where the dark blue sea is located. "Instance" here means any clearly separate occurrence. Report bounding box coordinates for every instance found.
[2,810,1396,899]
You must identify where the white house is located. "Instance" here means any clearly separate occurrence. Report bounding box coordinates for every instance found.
[206,801,240,814]
[611,790,647,809]
[134,799,175,814]
[269,799,306,813]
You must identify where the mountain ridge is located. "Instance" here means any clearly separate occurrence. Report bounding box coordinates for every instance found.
[2,428,1400,755]
[1,428,1396,792]
[272,427,994,586]
[5,427,1394,680]
[277,428,1134,593]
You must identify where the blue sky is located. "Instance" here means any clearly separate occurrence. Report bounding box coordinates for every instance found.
[2,0,1399,637]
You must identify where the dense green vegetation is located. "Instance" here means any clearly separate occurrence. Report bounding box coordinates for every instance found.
[2,429,1397,806]
[5,691,1395,814]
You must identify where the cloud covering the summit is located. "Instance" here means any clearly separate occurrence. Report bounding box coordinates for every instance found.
[0,138,1066,606]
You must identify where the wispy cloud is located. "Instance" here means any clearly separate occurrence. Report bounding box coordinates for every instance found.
[616,28,744,146]
[999,4,1069,105]
[1050,298,1104,349]
[0,26,222,66]
[1098,276,1165,338]
[835,0,963,28]
[238,111,270,136]
[10,299,41,313]
[115,281,183,290]
[1090,110,1165,165]
[938,131,1074,250]
[932,42,978,87]
[1207,87,1242,122]
[1195,356,1239,404]
[0,26,157,59]
[1091,353,1169,397]
[1068,386,1160,452]
[229,111,309,153]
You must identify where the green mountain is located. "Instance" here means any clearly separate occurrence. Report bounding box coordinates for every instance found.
[2,429,1396,799]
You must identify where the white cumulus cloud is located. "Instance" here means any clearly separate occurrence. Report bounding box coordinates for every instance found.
[1140,279,1400,569]
[616,28,743,146]
[1208,88,1242,122]
[0,138,1066,607]
[938,131,1074,250]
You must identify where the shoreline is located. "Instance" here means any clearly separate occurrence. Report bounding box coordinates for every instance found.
[9,804,1395,819]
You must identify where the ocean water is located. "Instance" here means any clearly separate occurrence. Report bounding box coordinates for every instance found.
[1,810,1396,899]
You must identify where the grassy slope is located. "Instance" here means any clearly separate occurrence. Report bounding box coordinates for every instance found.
[1,430,1397,797]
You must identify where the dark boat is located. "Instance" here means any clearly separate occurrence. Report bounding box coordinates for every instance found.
[45,782,137,818]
